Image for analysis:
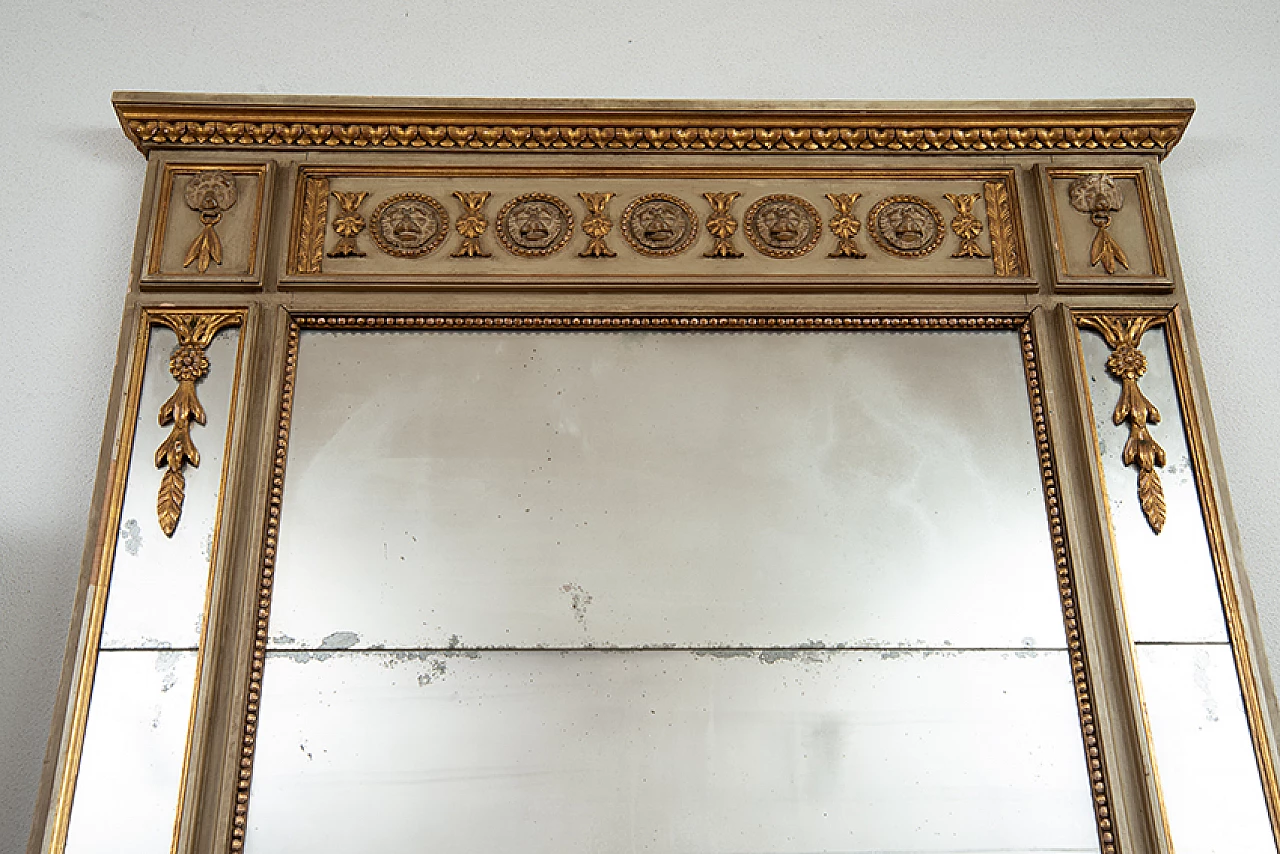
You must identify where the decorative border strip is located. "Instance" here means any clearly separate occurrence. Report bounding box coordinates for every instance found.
[285,164,1032,280]
[114,96,1192,157]
[229,312,1115,854]
[1165,312,1280,847]
[1020,317,1117,854]
[50,308,246,854]
[1073,309,1280,848]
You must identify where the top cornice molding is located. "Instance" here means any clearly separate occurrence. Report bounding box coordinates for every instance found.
[113,92,1195,158]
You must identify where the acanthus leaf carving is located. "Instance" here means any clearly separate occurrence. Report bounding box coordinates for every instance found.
[1078,313,1168,533]
[151,311,242,537]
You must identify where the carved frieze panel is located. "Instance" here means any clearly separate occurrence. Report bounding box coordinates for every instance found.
[285,166,1031,288]
[1038,165,1170,291]
[142,163,272,287]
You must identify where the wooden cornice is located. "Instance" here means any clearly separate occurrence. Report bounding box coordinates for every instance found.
[113,92,1195,158]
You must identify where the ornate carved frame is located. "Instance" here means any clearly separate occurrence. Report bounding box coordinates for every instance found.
[28,94,1279,854]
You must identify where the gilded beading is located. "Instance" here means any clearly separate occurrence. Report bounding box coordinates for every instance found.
[1018,320,1117,854]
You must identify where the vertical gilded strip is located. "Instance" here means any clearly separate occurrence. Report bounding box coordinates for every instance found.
[1019,317,1118,854]
[230,321,301,853]
[294,176,329,274]
[1164,313,1280,847]
[984,180,1022,277]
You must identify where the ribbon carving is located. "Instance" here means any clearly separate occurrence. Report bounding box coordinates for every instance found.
[825,193,866,259]
[702,192,744,258]
[1079,314,1168,533]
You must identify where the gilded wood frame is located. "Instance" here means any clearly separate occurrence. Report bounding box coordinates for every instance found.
[27,94,1279,854]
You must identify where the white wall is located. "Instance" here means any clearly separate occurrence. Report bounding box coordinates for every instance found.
[2,2,1277,850]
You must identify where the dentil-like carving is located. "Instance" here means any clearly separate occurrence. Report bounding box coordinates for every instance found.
[1070,173,1129,274]
[182,171,237,273]
[577,192,617,258]
[327,191,369,258]
[703,192,744,258]
[451,192,492,257]
[1078,314,1168,533]
[825,193,866,258]
[152,312,241,537]
[943,192,989,259]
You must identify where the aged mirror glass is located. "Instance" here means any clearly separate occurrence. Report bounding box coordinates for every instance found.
[245,326,1095,853]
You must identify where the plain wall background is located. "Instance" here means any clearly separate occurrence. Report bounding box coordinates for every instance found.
[2,2,1277,850]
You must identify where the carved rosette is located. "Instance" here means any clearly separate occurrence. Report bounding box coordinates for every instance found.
[182,171,237,273]
[943,192,988,259]
[327,191,369,258]
[152,312,241,537]
[825,193,866,259]
[1070,174,1129,274]
[578,192,616,258]
[451,191,492,257]
[1078,314,1168,533]
[702,192,744,258]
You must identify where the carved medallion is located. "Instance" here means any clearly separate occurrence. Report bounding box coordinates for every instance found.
[370,193,449,258]
[744,194,821,259]
[496,193,574,257]
[868,195,945,258]
[621,193,698,256]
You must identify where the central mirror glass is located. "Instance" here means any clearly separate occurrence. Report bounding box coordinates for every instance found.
[245,327,1099,854]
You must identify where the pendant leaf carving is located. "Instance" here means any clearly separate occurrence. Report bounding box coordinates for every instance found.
[151,312,242,537]
[1079,314,1168,533]
[1070,174,1130,275]
[181,171,237,274]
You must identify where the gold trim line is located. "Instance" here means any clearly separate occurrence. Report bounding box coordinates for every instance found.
[113,94,1194,157]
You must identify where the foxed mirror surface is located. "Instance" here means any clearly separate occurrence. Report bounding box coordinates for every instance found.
[245,325,1100,854]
